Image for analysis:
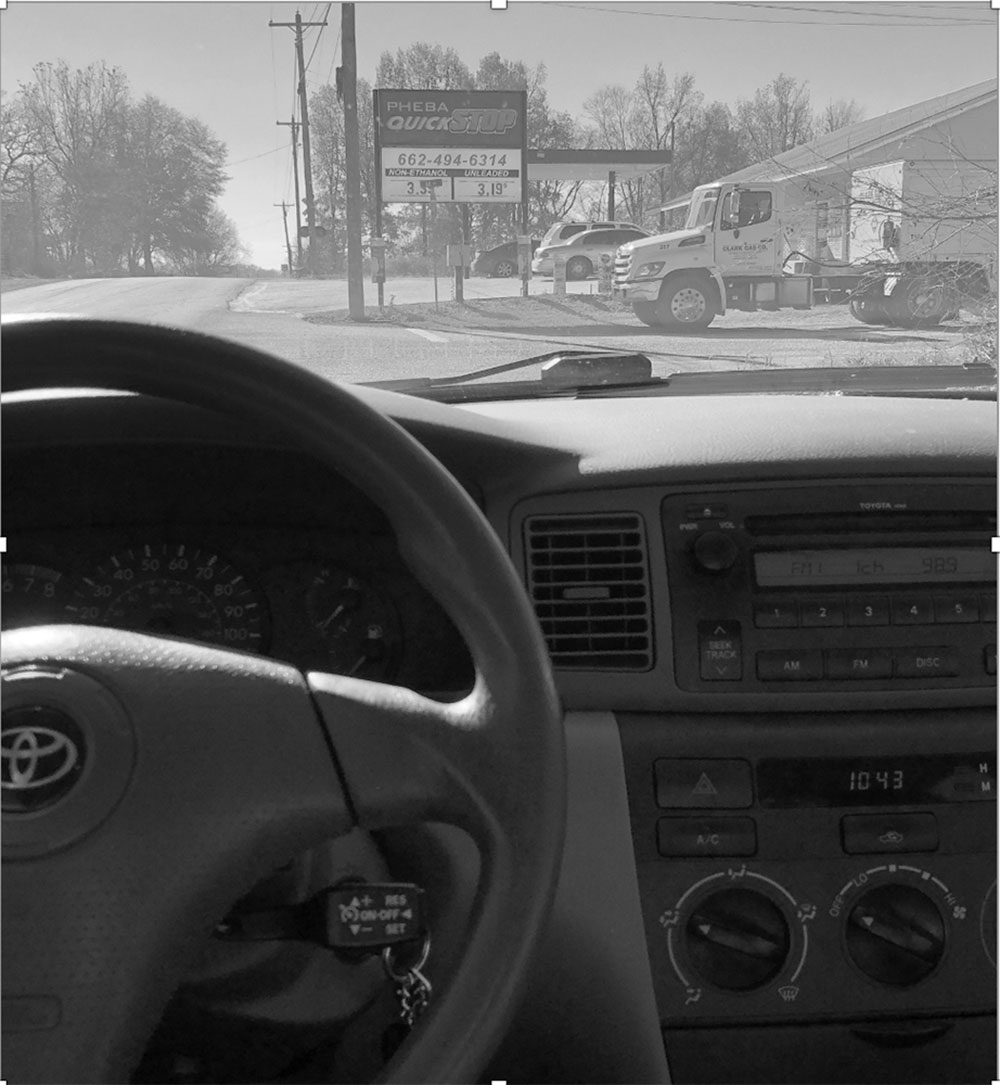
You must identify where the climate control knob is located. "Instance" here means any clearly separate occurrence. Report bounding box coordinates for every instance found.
[692,531,739,573]
[845,883,945,986]
[684,887,790,990]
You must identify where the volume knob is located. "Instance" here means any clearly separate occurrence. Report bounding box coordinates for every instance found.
[693,531,739,572]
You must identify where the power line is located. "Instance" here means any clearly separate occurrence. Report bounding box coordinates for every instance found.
[539,2,996,27]
[717,1,994,21]
[303,3,333,72]
[229,144,289,167]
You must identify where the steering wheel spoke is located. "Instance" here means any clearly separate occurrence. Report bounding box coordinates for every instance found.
[310,671,525,843]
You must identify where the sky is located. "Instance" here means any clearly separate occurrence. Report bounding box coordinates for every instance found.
[1,0,996,268]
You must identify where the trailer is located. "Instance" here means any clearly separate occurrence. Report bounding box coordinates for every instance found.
[614,160,996,330]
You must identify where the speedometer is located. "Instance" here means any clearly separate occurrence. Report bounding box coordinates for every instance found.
[67,544,267,653]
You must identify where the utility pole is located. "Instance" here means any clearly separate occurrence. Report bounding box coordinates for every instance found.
[277,117,303,271]
[270,10,326,275]
[274,202,294,275]
[341,2,365,319]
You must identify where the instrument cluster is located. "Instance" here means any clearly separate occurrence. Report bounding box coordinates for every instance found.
[2,532,472,692]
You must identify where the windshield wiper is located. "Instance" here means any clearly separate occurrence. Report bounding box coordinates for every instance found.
[365,355,996,404]
[363,350,666,393]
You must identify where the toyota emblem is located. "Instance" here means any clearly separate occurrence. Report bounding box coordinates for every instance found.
[2,706,86,812]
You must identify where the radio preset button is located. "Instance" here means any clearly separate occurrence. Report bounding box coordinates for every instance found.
[754,600,798,628]
[980,593,997,623]
[846,595,890,626]
[800,597,845,627]
[985,645,996,676]
[699,621,742,680]
[893,648,959,679]
[756,650,823,681]
[891,598,935,625]
[825,649,893,680]
[933,595,979,623]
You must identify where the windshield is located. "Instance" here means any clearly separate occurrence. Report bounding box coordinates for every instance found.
[2,2,996,396]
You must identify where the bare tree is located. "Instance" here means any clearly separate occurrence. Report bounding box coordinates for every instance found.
[816,98,865,135]
[736,73,814,161]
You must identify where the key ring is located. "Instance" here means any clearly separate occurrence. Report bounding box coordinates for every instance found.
[382,932,431,981]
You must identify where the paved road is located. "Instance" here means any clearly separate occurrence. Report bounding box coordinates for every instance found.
[4,276,975,386]
[2,275,641,384]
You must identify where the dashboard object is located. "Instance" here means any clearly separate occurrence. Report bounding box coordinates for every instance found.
[65,544,267,652]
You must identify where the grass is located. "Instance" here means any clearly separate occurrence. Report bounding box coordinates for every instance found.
[305,292,636,331]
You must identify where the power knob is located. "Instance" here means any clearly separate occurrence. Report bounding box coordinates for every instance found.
[692,531,739,573]
[684,887,790,991]
[845,883,945,986]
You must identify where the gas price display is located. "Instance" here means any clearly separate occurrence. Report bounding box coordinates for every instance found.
[754,547,994,587]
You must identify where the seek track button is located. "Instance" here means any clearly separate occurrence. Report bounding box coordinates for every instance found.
[698,620,742,681]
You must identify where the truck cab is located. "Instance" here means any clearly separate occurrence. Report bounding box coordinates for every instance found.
[615,183,813,330]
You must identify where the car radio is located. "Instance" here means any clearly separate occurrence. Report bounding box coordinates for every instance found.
[662,481,997,693]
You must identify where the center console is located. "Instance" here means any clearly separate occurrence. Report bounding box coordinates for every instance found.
[620,480,997,1083]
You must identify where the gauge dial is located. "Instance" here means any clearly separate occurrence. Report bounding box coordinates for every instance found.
[305,568,399,679]
[67,544,267,653]
[1,564,70,629]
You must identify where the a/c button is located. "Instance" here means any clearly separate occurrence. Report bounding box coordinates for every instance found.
[658,816,757,858]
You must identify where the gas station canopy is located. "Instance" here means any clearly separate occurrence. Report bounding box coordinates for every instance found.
[527,149,672,181]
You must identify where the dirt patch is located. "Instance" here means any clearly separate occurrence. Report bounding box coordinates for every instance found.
[305,293,637,331]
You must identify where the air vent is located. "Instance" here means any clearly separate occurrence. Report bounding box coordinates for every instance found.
[525,513,653,670]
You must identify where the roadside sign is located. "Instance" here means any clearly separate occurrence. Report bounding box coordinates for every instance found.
[374,89,527,206]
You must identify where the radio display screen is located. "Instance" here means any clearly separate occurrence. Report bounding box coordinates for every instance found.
[754,547,994,587]
[757,755,995,808]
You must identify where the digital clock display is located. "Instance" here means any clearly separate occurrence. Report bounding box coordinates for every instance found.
[757,755,995,808]
[754,547,994,587]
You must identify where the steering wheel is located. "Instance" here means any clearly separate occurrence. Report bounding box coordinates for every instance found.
[1,316,566,1084]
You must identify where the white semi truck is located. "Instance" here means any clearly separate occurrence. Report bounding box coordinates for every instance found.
[614,166,996,330]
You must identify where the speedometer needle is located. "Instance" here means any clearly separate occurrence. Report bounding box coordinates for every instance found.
[319,604,346,631]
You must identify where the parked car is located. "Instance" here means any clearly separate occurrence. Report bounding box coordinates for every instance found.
[537,219,642,248]
[532,225,650,280]
[472,238,539,277]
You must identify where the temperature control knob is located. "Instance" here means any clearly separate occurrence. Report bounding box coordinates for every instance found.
[684,887,790,991]
[692,532,739,573]
[845,883,945,986]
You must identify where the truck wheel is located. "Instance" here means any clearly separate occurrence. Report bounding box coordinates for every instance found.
[849,296,890,325]
[887,277,947,328]
[566,256,593,281]
[632,301,662,327]
[493,259,516,277]
[657,275,715,330]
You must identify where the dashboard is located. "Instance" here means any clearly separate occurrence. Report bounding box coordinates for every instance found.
[3,381,997,1085]
[3,435,473,695]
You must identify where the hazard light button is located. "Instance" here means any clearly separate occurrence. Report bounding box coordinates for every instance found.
[655,758,753,809]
